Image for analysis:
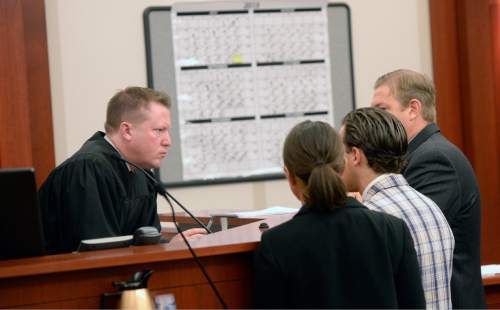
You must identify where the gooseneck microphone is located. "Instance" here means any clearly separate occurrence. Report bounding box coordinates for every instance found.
[113,154,227,309]
[113,154,211,234]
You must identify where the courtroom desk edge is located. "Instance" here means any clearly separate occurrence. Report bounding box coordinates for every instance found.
[0,221,272,279]
[0,215,285,280]
[1,211,499,309]
[0,243,260,280]
[483,274,500,286]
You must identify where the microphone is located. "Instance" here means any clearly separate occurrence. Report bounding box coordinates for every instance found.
[112,154,211,234]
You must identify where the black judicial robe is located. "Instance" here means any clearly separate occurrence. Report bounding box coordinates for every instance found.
[39,132,160,254]
[254,198,425,309]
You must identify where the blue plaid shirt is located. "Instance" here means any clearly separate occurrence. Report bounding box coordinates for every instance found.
[363,174,454,309]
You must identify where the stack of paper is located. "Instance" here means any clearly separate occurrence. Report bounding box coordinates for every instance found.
[212,206,298,219]
[481,264,500,276]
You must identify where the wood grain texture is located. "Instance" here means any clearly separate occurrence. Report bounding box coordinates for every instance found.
[0,215,288,309]
[20,0,55,186]
[0,0,33,168]
[489,0,500,232]
[458,0,500,265]
[0,213,499,308]
[0,0,55,186]
[428,0,464,149]
[0,254,253,308]
[484,275,500,308]
[429,0,500,264]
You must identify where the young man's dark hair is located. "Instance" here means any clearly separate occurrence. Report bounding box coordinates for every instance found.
[342,107,407,173]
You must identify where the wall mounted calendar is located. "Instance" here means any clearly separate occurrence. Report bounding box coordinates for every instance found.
[144,1,355,187]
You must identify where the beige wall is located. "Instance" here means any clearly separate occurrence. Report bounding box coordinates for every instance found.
[44,0,433,213]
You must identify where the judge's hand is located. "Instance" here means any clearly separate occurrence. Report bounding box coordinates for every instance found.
[347,192,363,203]
[170,228,207,243]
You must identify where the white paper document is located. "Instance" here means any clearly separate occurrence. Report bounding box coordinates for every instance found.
[212,206,298,218]
[481,264,500,276]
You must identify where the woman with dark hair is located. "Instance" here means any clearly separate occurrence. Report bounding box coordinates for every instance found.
[253,121,425,309]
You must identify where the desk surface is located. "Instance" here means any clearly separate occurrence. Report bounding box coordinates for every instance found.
[0,213,289,280]
[0,213,291,308]
[0,212,499,308]
[1,211,499,281]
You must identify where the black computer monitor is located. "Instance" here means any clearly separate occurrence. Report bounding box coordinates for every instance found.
[0,168,45,259]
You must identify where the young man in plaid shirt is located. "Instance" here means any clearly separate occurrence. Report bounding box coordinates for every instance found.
[340,107,454,309]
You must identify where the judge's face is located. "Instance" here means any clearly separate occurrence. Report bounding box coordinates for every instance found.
[371,85,411,135]
[128,101,171,169]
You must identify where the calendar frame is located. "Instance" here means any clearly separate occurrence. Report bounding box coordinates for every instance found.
[144,2,355,188]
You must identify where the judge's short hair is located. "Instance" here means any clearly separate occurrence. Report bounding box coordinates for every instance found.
[342,107,407,174]
[104,86,171,133]
[374,69,436,122]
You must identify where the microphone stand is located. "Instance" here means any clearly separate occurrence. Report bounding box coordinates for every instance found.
[160,189,211,234]
[114,155,211,234]
[161,192,228,309]
[114,154,227,308]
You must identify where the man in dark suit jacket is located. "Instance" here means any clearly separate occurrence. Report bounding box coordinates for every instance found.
[371,69,485,308]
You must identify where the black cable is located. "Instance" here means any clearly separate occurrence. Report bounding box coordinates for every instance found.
[164,190,211,234]
[112,154,211,233]
[113,155,226,308]
[161,192,228,309]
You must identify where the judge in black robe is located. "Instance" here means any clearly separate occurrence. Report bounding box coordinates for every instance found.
[39,131,161,254]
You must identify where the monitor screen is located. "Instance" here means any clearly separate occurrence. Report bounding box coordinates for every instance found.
[0,168,45,260]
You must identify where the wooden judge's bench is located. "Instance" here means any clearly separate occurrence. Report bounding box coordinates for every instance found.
[0,213,280,308]
[0,213,499,309]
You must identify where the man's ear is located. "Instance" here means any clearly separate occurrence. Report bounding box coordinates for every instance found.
[119,121,133,141]
[350,147,363,166]
[407,99,422,121]
[352,146,372,168]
